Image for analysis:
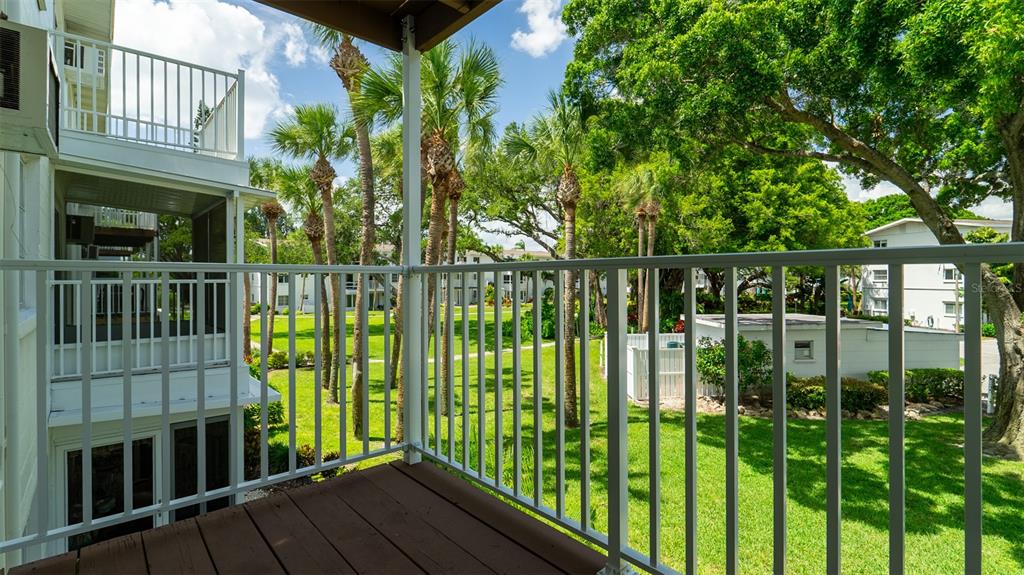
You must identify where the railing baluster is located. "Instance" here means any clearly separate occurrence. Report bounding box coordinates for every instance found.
[35,271,49,538]
[121,273,134,520]
[462,272,470,469]
[724,267,739,575]
[82,274,93,526]
[606,268,628,573]
[447,272,456,461]
[554,270,565,517]
[684,267,698,574]
[825,264,842,574]
[434,273,442,457]
[512,270,523,497]
[160,273,171,515]
[229,270,240,487]
[494,272,503,488]
[477,269,486,478]
[288,273,297,473]
[888,264,905,575]
[259,272,269,480]
[384,273,393,449]
[649,267,662,568]
[421,275,429,446]
[196,272,207,501]
[532,270,543,507]
[963,262,983,574]
[362,272,371,455]
[580,270,591,532]
[340,272,348,461]
[314,273,323,468]
[772,265,788,574]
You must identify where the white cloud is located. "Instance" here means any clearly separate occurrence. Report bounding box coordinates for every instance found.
[840,171,1013,220]
[970,196,1013,220]
[113,0,320,139]
[510,0,567,58]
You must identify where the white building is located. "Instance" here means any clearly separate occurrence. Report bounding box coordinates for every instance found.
[862,218,1011,331]
[621,314,962,400]
[0,1,271,563]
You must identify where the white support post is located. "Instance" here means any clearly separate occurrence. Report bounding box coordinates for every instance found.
[401,15,423,465]
[235,69,245,160]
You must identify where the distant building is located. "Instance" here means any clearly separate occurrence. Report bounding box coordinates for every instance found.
[862,218,1011,331]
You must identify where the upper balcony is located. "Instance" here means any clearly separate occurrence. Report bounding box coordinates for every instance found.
[54,31,247,188]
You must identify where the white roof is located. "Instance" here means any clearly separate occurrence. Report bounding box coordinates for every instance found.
[865,217,1010,237]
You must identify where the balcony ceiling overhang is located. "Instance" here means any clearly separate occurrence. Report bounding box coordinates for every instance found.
[256,0,499,52]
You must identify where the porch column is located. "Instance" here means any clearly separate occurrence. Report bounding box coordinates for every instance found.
[401,15,423,464]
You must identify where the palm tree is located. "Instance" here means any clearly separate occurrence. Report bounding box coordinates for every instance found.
[616,163,664,332]
[269,104,351,404]
[247,157,282,362]
[357,39,500,416]
[505,90,585,428]
[260,199,286,340]
[311,25,377,437]
[276,164,332,391]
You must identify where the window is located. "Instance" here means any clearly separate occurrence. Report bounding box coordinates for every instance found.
[278,274,288,283]
[872,268,888,283]
[874,298,888,313]
[943,267,960,282]
[873,240,888,248]
[794,340,814,361]
[67,438,154,550]
[63,41,84,68]
[277,295,288,306]
[472,257,480,263]
[171,419,230,521]
[944,302,962,317]
[95,48,105,75]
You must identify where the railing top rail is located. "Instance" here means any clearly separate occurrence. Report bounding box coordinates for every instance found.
[54,30,241,79]
[415,243,1024,273]
[0,260,402,274]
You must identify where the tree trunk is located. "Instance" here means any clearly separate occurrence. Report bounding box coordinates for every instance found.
[637,216,646,332]
[591,269,607,329]
[563,202,580,429]
[642,214,657,332]
[309,236,332,393]
[267,217,279,354]
[243,273,252,363]
[441,193,458,416]
[351,120,376,435]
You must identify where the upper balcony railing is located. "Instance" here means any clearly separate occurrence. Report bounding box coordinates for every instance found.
[54,31,244,161]
[65,203,158,231]
[1,242,1022,572]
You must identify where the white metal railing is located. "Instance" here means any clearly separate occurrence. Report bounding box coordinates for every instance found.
[54,31,244,160]
[50,275,229,379]
[65,203,158,231]
[1,242,1022,572]
[411,242,1023,575]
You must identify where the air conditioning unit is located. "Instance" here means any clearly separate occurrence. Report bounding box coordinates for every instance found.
[0,20,61,157]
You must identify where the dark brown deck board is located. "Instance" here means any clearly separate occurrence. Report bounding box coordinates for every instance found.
[141,518,215,575]
[325,470,495,574]
[78,532,147,575]
[245,494,355,575]
[287,482,425,575]
[362,464,561,574]
[196,504,285,575]
[8,551,77,575]
[393,461,606,575]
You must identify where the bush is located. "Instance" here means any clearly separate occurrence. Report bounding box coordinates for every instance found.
[787,375,887,413]
[244,400,285,429]
[867,368,964,402]
[250,303,262,315]
[982,323,996,338]
[695,336,773,394]
[267,350,289,369]
[502,300,556,340]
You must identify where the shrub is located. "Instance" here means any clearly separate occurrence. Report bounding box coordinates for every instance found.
[787,375,887,413]
[250,303,262,315]
[695,336,773,394]
[244,400,285,429]
[982,323,996,338]
[867,368,964,402]
[502,300,556,340]
[267,350,289,370]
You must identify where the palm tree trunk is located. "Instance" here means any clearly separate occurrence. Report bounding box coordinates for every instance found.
[441,194,458,416]
[311,159,343,413]
[309,236,333,393]
[352,121,376,435]
[637,216,646,332]
[564,203,580,429]
[642,214,657,333]
[243,273,253,363]
[267,218,279,352]
[591,269,606,329]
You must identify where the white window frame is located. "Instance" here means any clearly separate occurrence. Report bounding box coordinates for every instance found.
[874,298,889,313]
[873,239,888,248]
[872,268,888,284]
[794,340,814,361]
[943,267,960,283]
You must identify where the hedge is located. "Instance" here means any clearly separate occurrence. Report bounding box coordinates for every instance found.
[867,368,964,402]
[787,375,886,413]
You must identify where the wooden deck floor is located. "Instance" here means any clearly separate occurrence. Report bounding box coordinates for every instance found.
[12,461,605,575]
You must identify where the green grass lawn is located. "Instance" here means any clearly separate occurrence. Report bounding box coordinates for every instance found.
[255,309,1024,575]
